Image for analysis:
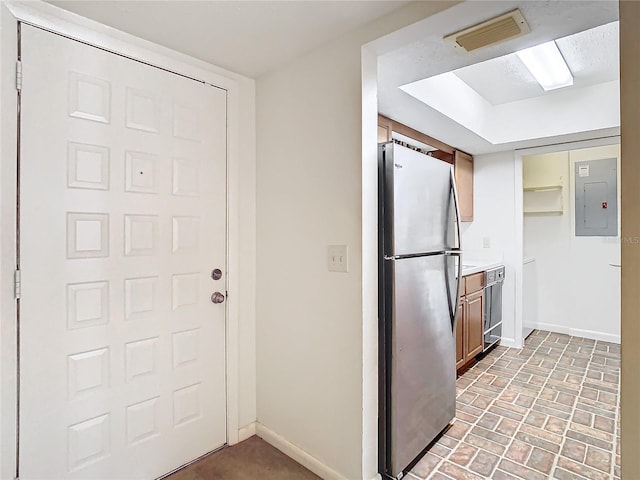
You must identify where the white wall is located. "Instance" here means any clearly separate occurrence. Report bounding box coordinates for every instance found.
[461,151,518,345]
[256,38,364,479]
[254,3,456,480]
[522,152,573,331]
[457,145,621,349]
[523,145,621,342]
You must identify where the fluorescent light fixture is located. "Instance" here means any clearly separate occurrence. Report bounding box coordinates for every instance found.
[516,41,573,91]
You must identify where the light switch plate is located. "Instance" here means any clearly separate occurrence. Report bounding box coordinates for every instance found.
[328,245,348,272]
[483,237,491,248]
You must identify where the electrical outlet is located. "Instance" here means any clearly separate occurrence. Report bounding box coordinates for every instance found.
[328,245,348,272]
[483,237,491,248]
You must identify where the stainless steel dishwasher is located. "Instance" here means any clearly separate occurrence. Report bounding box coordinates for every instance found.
[483,266,505,351]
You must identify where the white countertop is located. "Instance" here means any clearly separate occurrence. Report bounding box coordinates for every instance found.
[460,260,504,277]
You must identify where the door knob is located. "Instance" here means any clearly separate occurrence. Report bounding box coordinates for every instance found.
[211,268,223,280]
[211,292,225,304]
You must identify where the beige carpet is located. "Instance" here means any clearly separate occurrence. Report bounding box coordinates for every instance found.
[167,436,321,480]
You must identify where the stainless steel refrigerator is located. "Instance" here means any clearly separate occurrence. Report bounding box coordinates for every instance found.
[378,142,462,479]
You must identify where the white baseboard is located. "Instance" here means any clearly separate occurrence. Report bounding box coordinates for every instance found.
[533,322,571,336]
[237,422,257,443]
[256,423,349,480]
[532,322,620,344]
[499,337,519,348]
[569,328,620,344]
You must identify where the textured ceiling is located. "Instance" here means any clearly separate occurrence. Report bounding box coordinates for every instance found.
[452,54,542,106]
[454,22,619,106]
[377,0,620,154]
[47,0,410,78]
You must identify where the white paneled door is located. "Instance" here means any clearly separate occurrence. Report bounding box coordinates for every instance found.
[19,25,227,479]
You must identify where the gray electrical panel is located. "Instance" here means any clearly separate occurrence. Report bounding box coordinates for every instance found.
[575,158,618,236]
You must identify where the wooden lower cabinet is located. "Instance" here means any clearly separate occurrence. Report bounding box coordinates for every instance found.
[465,291,484,359]
[456,274,485,373]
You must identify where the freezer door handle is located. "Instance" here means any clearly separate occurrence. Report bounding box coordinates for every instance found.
[450,167,462,251]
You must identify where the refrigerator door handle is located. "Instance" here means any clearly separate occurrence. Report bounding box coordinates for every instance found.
[445,251,463,332]
[451,256,462,328]
[453,253,463,330]
[448,167,463,331]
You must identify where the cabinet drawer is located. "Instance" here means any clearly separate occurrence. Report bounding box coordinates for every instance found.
[465,272,484,294]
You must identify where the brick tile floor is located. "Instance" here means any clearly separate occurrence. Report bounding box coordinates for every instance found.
[408,330,620,480]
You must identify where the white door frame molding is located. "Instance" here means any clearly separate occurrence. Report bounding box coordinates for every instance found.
[0,2,255,478]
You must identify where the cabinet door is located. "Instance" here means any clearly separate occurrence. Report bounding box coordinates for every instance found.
[455,298,465,370]
[454,150,474,222]
[466,291,484,358]
[378,115,393,142]
[378,124,392,142]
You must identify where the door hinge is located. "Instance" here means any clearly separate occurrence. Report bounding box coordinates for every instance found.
[15,60,22,92]
[14,269,21,299]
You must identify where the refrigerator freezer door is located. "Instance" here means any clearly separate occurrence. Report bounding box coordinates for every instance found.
[383,144,455,256]
[388,255,456,476]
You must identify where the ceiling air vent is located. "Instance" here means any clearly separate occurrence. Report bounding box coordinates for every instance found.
[444,9,531,52]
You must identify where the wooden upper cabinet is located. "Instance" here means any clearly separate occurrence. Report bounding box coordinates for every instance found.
[454,150,474,222]
[377,115,474,221]
[377,115,454,160]
[378,115,393,142]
